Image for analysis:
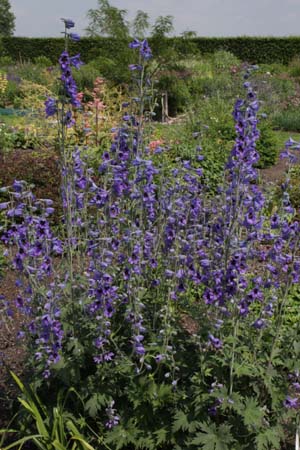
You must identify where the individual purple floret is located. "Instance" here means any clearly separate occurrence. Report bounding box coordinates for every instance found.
[62,18,75,29]
[45,97,57,117]
[69,32,80,41]
[105,401,120,429]
[283,396,299,409]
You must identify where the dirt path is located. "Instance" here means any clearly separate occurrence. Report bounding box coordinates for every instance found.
[260,159,286,184]
[259,154,289,184]
[0,268,26,427]
[0,147,60,427]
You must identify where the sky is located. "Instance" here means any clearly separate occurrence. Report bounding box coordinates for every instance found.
[9,0,300,38]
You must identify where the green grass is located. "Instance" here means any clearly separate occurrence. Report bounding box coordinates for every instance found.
[272,108,300,133]
[151,123,298,166]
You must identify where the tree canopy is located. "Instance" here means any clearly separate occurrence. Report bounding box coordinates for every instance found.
[0,0,15,36]
[85,0,175,40]
[86,0,129,39]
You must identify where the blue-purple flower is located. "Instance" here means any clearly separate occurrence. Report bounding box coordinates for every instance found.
[62,18,75,29]
[45,97,57,117]
[69,32,80,41]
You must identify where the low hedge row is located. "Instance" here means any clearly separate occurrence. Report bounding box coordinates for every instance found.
[173,36,300,64]
[2,36,300,64]
[1,37,128,64]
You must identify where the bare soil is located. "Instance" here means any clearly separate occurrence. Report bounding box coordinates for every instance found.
[259,154,288,184]
[0,269,26,428]
[0,147,61,428]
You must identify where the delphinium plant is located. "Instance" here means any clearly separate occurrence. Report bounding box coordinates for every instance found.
[2,20,300,450]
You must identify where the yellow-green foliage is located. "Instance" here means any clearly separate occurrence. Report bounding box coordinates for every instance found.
[70,77,125,148]
[0,71,8,95]
[17,79,52,111]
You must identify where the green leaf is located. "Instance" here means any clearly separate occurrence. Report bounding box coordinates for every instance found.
[243,397,264,428]
[104,425,133,449]
[172,410,190,432]
[136,435,155,449]
[0,429,17,433]
[9,371,25,393]
[10,371,49,438]
[234,363,257,378]
[17,398,49,438]
[67,421,96,450]
[71,435,96,450]
[191,422,234,450]
[269,347,283,366]
[85,394,108,418]
[154,428,168,445]
[255,428,282,450]
[52,440,67,450]
[294,341,300,355]
[1,435,46,450]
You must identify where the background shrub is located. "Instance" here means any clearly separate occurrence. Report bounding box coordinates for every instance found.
[210,49,241,71]
[187,74,238,99]
[273,107,300,132]
[156,73,191,117]
[287,165,300,209]
[1,79,22,108]
[253,75,296,108]
[33,55,53,67]
[72,62,102,91]
[288,56,300,78]
[255,119,278,168]
[0,55,13,67]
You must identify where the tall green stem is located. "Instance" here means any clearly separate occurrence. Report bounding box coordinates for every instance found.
[59,24,74,304]
[229,319,239,396]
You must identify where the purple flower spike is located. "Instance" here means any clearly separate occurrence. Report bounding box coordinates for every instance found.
[69,32,80,41]
[62,18,75,29]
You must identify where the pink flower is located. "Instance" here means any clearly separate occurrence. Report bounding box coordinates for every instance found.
[149,139,164,151]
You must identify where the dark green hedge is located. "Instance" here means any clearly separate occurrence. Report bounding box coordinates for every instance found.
[1,37,131,64]
[179,37,300,64]
[2,36,300,64]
